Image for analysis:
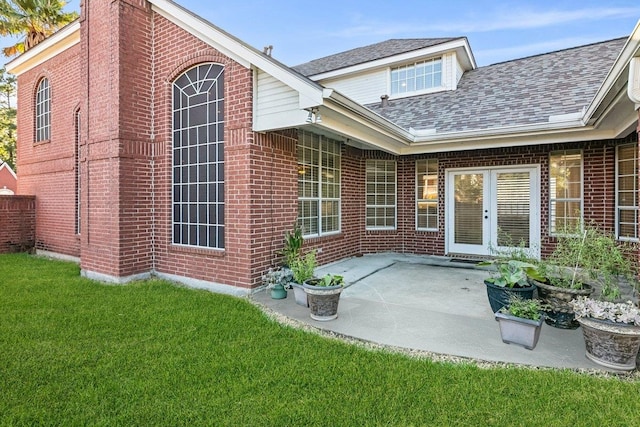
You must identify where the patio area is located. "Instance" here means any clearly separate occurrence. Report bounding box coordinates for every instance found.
[252,253,630,372]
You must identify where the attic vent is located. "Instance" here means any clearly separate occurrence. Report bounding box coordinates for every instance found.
[380,95,389,107]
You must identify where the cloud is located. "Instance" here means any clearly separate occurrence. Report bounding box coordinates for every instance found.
[330,7,640,38]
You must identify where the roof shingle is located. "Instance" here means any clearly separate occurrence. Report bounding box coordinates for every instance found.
[292,38,460,76]
[366,38,626,133]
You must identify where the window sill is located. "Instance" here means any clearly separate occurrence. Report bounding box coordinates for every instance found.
[170,244,225,257]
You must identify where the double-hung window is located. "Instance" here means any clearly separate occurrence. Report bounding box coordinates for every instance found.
[35,78,50,142]
[297,131,341,237]
[391,58,442,96]
[549,150,582,234]
[172,63,225,249]
[616,143,638,241]
[416,159,438,230]
[366,160,396,230]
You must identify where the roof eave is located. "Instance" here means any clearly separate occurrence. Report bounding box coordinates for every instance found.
[5,21,80,76]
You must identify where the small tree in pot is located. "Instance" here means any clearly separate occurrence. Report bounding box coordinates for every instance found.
[289,250,317,307]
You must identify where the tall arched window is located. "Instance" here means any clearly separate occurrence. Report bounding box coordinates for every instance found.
[35,78,51,142]
[172,63,225,249]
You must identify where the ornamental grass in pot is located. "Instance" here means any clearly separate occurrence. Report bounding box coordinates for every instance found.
[289,250,317,307]
[535,222,638,329]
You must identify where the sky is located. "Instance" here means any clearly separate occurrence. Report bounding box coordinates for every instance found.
[1,0,640,68]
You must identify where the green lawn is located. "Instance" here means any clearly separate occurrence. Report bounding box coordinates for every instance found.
[1,253,639,426]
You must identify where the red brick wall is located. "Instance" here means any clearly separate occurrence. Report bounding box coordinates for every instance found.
[0,166,17,193]
[15,41,81,257]
[0,196,35,253]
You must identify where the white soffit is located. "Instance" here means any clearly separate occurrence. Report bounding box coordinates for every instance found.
[6,21,80,76]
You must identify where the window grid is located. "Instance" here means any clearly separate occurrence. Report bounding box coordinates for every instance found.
[366,160,396,230]
[416,159,438,230]
[297,131,341,237]
[616,144,638,241]
[549,150,582,235]
[35,78,50,142]
[391,58,442,96]
[172,63,225,249]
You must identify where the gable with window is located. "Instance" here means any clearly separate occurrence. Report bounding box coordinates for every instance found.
[391,58,442,97]
[35,78,50,142]
[172,63,225,249]
[297,131,341,237]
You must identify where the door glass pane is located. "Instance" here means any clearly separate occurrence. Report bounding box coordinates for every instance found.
[454,174,483,245]
[496,172,530,247]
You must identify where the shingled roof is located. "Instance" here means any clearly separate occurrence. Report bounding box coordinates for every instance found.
[365,38,626,134]
[292,38,460,76]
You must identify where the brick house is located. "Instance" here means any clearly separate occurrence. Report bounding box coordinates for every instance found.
[6,0,640,295]
[0,161,17,194]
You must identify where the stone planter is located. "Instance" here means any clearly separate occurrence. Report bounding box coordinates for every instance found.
[484,280,536,314]
[290,283,308,307]
[577,317,640,371]
[303,283,343,321]
[495,312,544,350]
[534,280,593,329]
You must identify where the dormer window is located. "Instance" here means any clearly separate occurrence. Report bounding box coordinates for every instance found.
[391,58,442,96]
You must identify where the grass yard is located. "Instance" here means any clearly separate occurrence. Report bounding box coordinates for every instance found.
[1,253,640,426]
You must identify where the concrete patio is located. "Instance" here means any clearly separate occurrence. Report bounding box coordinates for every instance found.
[252,253,634,373]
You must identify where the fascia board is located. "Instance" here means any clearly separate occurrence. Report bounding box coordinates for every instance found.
[583,19,640,122]
[308,38,476,81]
[5,21,80,76]
[149,0,323,107]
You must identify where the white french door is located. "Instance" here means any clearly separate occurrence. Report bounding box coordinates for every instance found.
[446,167,540,257]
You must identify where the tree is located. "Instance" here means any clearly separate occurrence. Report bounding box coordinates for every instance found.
[0,67,16,170]
[0,0,78,57]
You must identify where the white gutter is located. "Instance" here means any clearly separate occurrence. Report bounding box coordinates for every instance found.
[629,57,640,108]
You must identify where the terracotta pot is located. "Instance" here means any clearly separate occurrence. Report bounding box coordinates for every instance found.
[534,279,593,329]
[577,317,640,371]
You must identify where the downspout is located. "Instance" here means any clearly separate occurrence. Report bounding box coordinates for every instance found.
[629,57,640,107]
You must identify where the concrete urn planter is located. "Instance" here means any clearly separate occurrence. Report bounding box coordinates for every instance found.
[495,312,544,350]
[577,317,640,371]
[303,283,343,321]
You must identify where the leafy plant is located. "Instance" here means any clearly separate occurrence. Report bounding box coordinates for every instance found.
[262,267,293,289]
[500,295,546,321]
[289,250,316,284]
[279,223,303,267]
[539,222,639,299]
[570,296,640,325]
[308,273,344,287]
[479,259,540,288]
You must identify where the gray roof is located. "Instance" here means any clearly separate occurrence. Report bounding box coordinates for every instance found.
[366,38,627,133]
[293,38,460,76]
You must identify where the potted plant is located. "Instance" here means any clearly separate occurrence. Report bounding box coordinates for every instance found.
[478,257,539,313]
[303,273,345,321]
[262,267,293,300]
[495,295,546,350]
[279,223,303,267]
[289,250,317,307]
[570,296,640,371]
[534,222,636,329]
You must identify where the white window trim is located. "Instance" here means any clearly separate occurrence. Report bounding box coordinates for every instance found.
[416,159,439,231]
[549,150,583,236]
[388,57,444,100]
[365,159,397,231]
[298,132,341,238]
[615,143,639,242]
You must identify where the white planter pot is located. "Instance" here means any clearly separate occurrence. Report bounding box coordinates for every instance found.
[495,312,544,350]
[290,282,308,307]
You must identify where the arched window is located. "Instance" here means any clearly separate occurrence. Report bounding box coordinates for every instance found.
[35,78,51,142]
[172,63,225,249]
